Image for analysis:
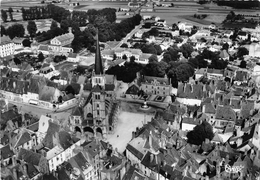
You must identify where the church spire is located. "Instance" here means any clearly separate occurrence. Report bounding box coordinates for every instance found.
[94,30,103,75]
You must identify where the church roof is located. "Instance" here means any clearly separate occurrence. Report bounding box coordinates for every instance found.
[94,33,103,75]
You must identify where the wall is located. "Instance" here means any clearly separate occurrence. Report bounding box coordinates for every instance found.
[176,98,201,106]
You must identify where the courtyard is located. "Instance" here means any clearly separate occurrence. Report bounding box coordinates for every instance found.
[106,111,154,153]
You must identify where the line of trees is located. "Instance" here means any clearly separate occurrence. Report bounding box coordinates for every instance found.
[71,13,142,52]
[1,8,14,22]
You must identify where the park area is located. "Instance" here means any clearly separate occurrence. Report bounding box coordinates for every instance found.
[106,111,153,153]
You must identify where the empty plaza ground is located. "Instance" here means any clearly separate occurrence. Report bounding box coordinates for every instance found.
[106,111,153,153]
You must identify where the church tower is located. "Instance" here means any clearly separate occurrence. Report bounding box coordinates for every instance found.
[91,32,107,137]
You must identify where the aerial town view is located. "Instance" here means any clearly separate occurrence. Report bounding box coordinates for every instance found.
[1,0,260,179]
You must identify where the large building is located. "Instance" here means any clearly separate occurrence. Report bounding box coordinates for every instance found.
[0,36,15,58]
[69,34,119,138]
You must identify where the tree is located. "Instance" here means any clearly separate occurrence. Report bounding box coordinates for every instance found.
[122,54,127,60]
[175,63,194,82]
[237,47,249,58]
[38,52,45,62]
[6,24,25,39]
[180,43,194,58]
[187,121,214,145]
[22,39,31,47]
[239,60,247,68]
[154,44,162,55]
[222,42,229,50]
[120,43,128,48]
[1,10,8,22]
[1,25,6,36]
[60,19,69,33]
[129,56,135,63]
[141,44,157,55]
[8,7,14,21]
[148,28,159,37]
[148,54,158,63]
[27,20,37,37]
[14,57,21,65]
[50,20,58,31]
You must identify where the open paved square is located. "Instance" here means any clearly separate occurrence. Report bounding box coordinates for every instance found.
[106,111,153,153]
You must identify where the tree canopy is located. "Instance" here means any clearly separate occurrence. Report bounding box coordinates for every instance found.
[187,121,214,145]
[27,20,37,37]
[6,24,25,39]
[1,10,8,22]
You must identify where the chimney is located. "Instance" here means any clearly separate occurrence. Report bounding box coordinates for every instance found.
[150,153,154,163]
[149,131,153,149]
[202,105,205,113]
[13,168,18,180]
[131,131,135,140]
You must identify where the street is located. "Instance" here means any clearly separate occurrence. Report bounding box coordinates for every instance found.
[9,100,73,121]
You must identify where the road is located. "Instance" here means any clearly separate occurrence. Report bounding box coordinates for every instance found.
[9,100,73,121]
[113,24,142,49]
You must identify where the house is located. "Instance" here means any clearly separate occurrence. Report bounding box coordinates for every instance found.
[38,45,50,55]
[12,37,25,50]
[195,68,207,80]
[249,43,260,57]
[223,30,233,38]
[102,49,114,60]
[0,109,23,131]
[176,82,204,106]
[237,31,248,40]
[156,19,166,27]
[68,152,95,180]
[214,105,236,129]
[207,69,224,80]
[17,148,49,174]
[0,144,15,166]
[181,117,200,131]
[50,33,74,47]
[125,84,140,99]
[140,75,172,96]
[0,36,15,57]
[12,128,36,153]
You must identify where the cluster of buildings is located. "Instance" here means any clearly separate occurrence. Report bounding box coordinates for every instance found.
[1,8,260,180]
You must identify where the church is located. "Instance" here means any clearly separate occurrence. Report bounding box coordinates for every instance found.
[69,34,119,138]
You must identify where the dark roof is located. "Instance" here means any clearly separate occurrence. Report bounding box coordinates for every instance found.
[0,145,14,160]
[59,131,74,150]
[238,31,247,36]
[94,34,103,75]
[73,152,90,171]
[42,121,60,149]
[27,163,40,178]
[42,173,58,180]
[177,83,203,99]
[235,71,248,81]
[141,151,159,172]
[17,148,42,166]
[125,84,140,95]
[105,84,115,91]
[83,83,92,91]
[215,105,236,121]
[57,167,70,180]
[126,144,144,160]
[71,106,83,116]
[0,109,22,130]
[70,83,81,94]
[141,76,170,85]
[15,131,31,148]
[28,78,40,94]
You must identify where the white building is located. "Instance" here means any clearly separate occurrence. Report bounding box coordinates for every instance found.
[50,33,74,47]
[0,36,15,57]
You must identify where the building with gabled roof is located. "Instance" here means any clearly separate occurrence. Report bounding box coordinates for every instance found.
[0,36,15,58]
[50,33,74,47]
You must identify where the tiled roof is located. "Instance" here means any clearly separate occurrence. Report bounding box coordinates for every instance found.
[39,86,56,102]
[182,117,200,125]
[0,35,12,45]
[83,83,92,91]
[122,166,145,180]
[235,70,248,81]
[207,69,224,75]
[59,131,74,150]
[17,148,42,166]
[105,84,115,91]
[38,45,49,51]
[0,145,14,160]
[177,83,203,99]
[141,151,159,172]
[42,121,60,149]
[215,105,236,121]
[14,131,31,148]
[126,144,144,160]
[203,103,216,114]
[68,52,77,58]
[27,163,40,179]
[71,106,83,116]
[141,76,170,85]
[53,33,74,44]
